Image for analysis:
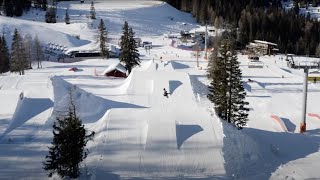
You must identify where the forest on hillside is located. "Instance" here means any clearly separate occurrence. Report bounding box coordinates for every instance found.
[164,0,320,56]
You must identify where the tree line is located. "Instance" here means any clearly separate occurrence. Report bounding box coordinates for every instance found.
[164,0,320,56]
[0,29,45,75]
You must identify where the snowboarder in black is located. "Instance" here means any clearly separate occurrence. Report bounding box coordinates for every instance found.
[163,88,169,98]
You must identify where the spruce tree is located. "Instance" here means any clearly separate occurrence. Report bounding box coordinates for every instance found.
[11,29,28,75]
[119,21,140,74]
[90,1,96,20]
[226,43,249,129]
[65,9,70,24]
[207,38,228,120]
[316,43,320,57]
[43,102,95,178]
[0,36,3,73]
[207,35,249,129]
[1,35,10,72]
[41,0,47,10]
[45,7,56,23]
[3,0,14,17]
[98,19,109,58]
[14,0,23,16]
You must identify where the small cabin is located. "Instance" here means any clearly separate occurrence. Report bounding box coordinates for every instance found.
[103,63,127,78]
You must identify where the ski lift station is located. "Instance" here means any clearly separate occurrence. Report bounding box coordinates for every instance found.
[246,40,278,56]
[286,54,320,69]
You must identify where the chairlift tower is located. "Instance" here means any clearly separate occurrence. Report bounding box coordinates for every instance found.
[298,58,320,133]
[204,23,208,59]
[300,67,308,133]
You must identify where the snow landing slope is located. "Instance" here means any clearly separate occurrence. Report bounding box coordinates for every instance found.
[86,61,225,179]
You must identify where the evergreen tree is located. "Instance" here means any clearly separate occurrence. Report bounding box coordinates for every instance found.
[312,0,318,7]
[119,21,140,74]
[0,36,3,73]
[65,9,70,24]
[33,35,44,68]
[207,35,249,129]
[294,1,300,15]
[207,38,228,120]
[316,43,320,57]
[11,29,28,75]
[45,7,56,23]
[98,19,108,58]
[90,1,96,20]
[43,101,95,178]
[3,0,14,17]
[0,35,10,73]
[14,0,23,16]
[41,0,47,10]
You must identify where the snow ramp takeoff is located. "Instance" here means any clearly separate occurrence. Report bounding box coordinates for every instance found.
[0,90,22,135]
[88,71,225,178]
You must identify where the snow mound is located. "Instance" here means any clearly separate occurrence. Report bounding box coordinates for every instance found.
[51,76,145,123]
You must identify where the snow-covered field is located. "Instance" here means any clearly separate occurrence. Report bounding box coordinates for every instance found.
[1,1,320,179]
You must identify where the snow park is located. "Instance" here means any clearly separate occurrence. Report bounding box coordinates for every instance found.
[1,0,320,179]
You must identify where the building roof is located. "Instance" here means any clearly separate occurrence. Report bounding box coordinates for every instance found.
[254,40,277,46]
[189,26,215,34]
[103,63,127,75]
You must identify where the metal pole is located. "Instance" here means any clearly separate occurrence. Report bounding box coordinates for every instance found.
[196,43,199,67]
[300,67,308,133]
[204,23,208,59]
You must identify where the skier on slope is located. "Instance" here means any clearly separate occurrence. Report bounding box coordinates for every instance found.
[163,88,169,98]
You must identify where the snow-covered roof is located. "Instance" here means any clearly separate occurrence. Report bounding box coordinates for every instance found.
[254,40,277,46]
[189,26,215,34]
[103,63,127,74]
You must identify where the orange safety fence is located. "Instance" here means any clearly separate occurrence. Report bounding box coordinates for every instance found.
[271,115,288,132]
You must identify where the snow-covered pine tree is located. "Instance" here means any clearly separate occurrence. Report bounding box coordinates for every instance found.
[98,19,109,58]
[43,99,95,178]
[207,36,249,129]
[65,9,70,24]
[11,29,28,75]
[33,35,44,68]
[1,35,10,72]
[24,34,33,69]
[90,1,96,20]
[119,21,140,74]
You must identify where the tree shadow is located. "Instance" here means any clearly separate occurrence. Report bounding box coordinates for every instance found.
[1,98,53,137]
[189,75,209,99]
[171,61,190,70]
[222,120,320,179]
[169,80,183,95]
[280,117,296,132]
[176,123,203,150]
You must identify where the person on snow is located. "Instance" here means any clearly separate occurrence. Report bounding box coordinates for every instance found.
[163,88,169,98]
